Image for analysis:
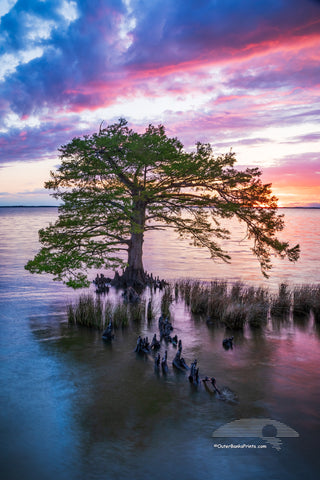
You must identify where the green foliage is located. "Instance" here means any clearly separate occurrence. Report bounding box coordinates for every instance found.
[128,301,146,323]
[292,284,320,322]
[25,118,300,288]
[312,286,320,323]
[177,279,269,329]
[112,302,130,328]
[147,297,155,321]
[161,285,173,318]
[68,295,130,330]
[221,302,247,330]
[190,281,209,314]
[293,285,313,316]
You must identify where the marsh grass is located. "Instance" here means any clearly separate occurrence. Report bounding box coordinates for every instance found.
[175,279,269,329]
[221,302,247,329]
[104,300,113,328]
[174,279,192,305]
[190,281,208,314]
[147,297,157,322]
[129,301,146,323]
[310,285,320,323]
[112,301,130,328]
[292,284,320,324]
[174,282,179,301]
[68,294,129,330]
[207,281,228,322]
[247,302,268,328]
[230,281,245,302]
[244,286,269,328]
[293,285,313,317]
[161,285,173,318]
[68,280,319,332]
[270,283,291,318]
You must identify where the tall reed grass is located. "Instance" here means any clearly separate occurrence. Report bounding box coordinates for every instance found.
[68,294,130,330]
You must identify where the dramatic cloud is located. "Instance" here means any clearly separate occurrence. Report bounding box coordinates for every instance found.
[0,0,320,205]
[126,0,320,68]
[284,132,320,144]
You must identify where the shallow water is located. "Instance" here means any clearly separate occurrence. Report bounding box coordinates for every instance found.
[0,207,320,479]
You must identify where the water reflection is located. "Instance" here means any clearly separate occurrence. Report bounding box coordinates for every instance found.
[1,207,319,294]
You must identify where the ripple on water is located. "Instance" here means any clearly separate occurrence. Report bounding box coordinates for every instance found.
[0,208,320,480]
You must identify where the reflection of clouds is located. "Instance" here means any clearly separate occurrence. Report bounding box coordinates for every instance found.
[0,0,319,206]
[144,209,320,287]
[260,152,320,206]
[212,418,299,450]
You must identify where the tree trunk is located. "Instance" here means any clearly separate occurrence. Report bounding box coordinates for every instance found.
[123,232,145,286]
[122,200,146,288]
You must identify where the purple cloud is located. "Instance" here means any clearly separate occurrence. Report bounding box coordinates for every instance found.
[0,120,85,164]
[1,0,319,118]
[126,0,320,69]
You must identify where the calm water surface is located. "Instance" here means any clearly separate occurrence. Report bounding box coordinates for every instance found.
[0,207,320,480]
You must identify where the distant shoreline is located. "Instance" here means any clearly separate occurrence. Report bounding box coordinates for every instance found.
[0,205,319,209]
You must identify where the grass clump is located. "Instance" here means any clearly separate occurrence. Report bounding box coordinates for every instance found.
[247,302,268,328]
[68,294,103,329]
[176,279,270,329]
[207,281,228,322]
[129,301,146,323]
[244,286,269,328]
[175,279,192,305]
[104,300,114,327]
[68,294,130,330]
[161,285,173,318]
[147,297,157,322]
[221,302,247,330]
[68,280,319,334]
[310,285,320,323]
[112,301,129,328]
[293,285,313,317]
[190,281,208,314]
[176,279,250,329]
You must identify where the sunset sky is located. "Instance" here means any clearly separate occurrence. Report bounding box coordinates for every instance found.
[0,0,319,207]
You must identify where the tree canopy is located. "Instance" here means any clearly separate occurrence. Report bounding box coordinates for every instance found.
[25,118,300,288]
